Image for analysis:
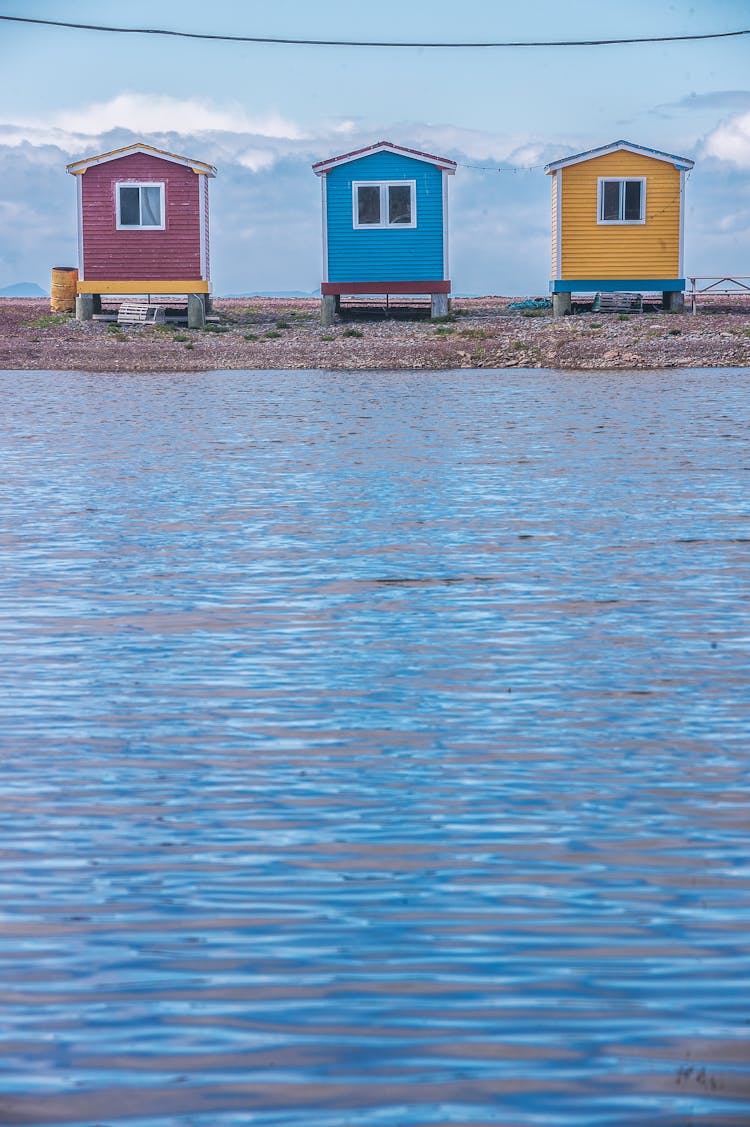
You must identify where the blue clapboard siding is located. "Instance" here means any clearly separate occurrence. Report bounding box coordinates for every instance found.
[326,151,445,282]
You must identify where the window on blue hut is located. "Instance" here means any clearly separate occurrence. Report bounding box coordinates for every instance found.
[598,178,645,224]
[352,181,417,229]
[116,182,165,229]
[388,185,412,224]
[357,185,381,225]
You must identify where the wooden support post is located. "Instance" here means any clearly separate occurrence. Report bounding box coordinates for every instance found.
[187,293,206,329]
[75,293,94,321]
[321,295,336,327]
[552,292,571,317]
[431,292,449,319]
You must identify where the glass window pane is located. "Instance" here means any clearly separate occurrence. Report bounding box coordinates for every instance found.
[141,186,162,226]
[388,184,412,224]
[601,181,621,221]
[624,180,642,221]
[119,186,140,226]
[357,185,380,225]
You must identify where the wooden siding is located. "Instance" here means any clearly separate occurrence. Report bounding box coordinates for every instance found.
[560,151,682,280]
[550,172,559,278]
[81,153,205,281]
[325,151,445,283]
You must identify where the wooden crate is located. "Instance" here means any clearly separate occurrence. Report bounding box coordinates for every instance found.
[592,292,643,313]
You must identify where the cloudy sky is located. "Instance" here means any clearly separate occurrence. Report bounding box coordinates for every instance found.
[1,0,750,294]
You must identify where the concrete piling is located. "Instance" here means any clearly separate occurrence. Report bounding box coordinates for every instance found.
[552,292,572,317]
[187,293,206,329]
[321,295,336,327]
[430,293,449,319]
[75,294,94,321]
[662,291,685,313]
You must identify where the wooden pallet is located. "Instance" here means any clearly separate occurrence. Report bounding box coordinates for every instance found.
[117,302,166,325]
[592,292,643,313]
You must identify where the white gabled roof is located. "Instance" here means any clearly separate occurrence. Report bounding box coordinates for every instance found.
[312,140,457,176]
[544,140,694,174]
[66,143,217,177]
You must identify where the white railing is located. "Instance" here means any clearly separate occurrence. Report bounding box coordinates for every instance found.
[687,276,750,313]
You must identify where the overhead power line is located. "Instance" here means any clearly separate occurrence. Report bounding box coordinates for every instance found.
[1,14,749,48]
[461,162,545,172]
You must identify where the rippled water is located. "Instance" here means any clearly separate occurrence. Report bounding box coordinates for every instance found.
[1,368,749,1127]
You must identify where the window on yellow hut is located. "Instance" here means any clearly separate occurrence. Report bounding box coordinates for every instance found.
[598,178,645,224]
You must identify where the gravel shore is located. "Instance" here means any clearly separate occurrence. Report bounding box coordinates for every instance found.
[2,296,750,371]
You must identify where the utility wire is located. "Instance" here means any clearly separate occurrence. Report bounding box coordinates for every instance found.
[461,163,545,172]
[1,14,749,48]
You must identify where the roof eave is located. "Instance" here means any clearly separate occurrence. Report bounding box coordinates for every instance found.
[312,140,457,176]
[544,140,694,174]
[65,143,217,177]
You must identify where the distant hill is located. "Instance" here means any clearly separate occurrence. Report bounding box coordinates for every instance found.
[0,282,48,297]
[222,290,321,299]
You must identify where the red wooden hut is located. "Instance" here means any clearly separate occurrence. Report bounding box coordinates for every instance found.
[66,143,217,319]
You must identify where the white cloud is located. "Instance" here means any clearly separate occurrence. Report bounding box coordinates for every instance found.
[703,110,750,168]
[235,148,278,173]
[0,126,79,150]
[0,94,558,178]
[382,122,554,166]
[1,93,308,149]
[0,112,565,293]
[0,200,34,223]
[0,89,747,296]
[715,209,750,234]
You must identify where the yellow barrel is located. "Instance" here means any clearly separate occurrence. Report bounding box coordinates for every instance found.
[50,267,78,312]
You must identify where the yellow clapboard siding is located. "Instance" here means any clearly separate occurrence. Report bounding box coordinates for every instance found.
[560,151,681,279]
[77,280,210,294]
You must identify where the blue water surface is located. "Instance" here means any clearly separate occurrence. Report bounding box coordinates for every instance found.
[0,368,749,1127]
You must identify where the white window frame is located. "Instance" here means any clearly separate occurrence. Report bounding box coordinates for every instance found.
[597,177,646,225]
[115,181,166,230]
[352,180,417,230]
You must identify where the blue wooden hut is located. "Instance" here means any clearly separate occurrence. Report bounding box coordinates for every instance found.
[312,141,457,321]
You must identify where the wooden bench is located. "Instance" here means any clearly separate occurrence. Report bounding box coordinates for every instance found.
[117,302,166,325]
[592,292,643,313]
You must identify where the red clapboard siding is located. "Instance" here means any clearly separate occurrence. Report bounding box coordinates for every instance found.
[81,153,204,280]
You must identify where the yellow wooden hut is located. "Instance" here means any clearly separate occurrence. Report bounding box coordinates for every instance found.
[544,140,694,314]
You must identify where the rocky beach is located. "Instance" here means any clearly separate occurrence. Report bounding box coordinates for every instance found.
[2,295,750,371]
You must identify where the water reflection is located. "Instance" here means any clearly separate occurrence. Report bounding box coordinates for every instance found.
[0,368,749,1126]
